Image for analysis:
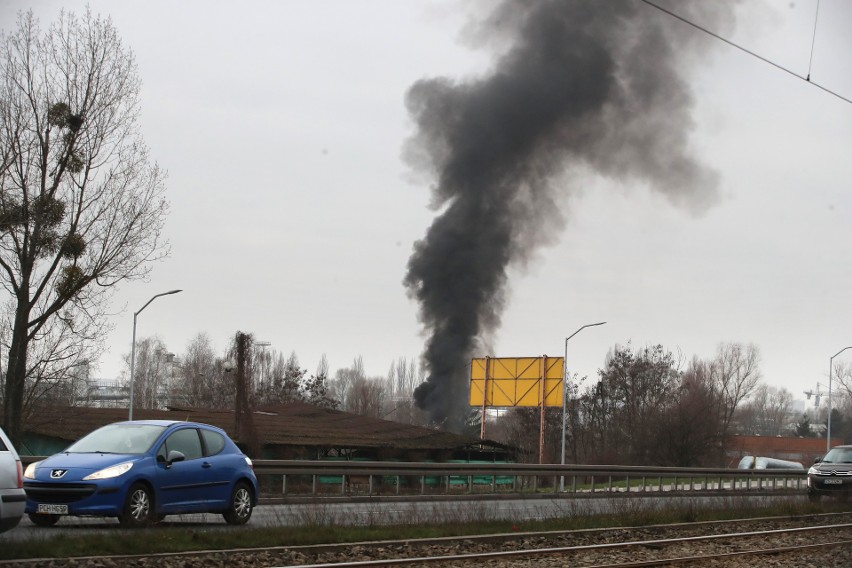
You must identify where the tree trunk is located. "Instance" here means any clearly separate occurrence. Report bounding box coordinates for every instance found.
[3,300,31,449]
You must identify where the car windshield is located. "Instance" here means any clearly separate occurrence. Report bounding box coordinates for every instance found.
[64,423,166,455]
[821,448,852,464]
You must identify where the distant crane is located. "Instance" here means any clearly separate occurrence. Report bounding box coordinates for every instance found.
[804,382,831,407]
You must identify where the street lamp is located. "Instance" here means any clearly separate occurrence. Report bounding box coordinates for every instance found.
[828,346,852,452]
[129,289,182,420]
[560,321,606,491]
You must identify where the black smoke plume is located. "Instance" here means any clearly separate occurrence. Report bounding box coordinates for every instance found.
[404,1,734,432]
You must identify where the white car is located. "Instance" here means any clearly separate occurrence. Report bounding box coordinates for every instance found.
[0,426,25,532]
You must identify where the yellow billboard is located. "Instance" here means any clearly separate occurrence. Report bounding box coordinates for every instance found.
[469,356,564,407]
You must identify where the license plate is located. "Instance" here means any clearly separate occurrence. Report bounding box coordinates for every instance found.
[37,504,68,514]
[823,479,843,485]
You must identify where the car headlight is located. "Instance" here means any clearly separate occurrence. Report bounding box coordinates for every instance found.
[83,461,133,480]
[808,466,817,475]
[24,461,41,479]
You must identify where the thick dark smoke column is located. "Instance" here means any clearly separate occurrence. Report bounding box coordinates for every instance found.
[404,1,734,432]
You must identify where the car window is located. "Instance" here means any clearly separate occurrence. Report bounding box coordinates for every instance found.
[201,429,226,456]
[66,423,166,454]
[161,428,203,460]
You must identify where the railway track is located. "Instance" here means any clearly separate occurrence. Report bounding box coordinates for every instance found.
[314,524,852,567]
[5,512,852,567]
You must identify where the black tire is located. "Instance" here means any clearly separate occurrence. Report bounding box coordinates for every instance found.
[0,515,22,533]
[808,491,821,503]
[27,513,60,527]
[119,483,153,527]
[222,481,253,525]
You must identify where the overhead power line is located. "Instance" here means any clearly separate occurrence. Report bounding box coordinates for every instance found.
[641,0,851,106]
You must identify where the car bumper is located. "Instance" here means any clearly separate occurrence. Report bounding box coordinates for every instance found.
[25,480,124,517]
[807,476,852,494]
[0,489,26,531]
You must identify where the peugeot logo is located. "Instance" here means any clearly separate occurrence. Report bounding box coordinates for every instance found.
[50,469,67,479]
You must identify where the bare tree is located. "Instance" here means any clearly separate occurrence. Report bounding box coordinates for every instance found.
[168,332,228,408]
[122,337,169,410]
[380,356,429,424]
[833,360,852,401]
[250,342,274,399]
[387,356,420,398]
[25,356,92,410]
[329,356,365,411]
[0,10,169,444]
[346,376,387,418]
[329,356,389,417]
[709,343,762,436]
[169,339,336,411]
[736,384,793,436]
[0,296,103,413]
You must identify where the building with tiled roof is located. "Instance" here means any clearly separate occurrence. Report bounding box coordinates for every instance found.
[13,403,511,463]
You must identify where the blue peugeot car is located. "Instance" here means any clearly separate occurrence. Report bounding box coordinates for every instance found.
[23,420,258,527]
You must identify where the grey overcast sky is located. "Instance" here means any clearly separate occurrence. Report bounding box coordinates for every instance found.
[2,0,852,406]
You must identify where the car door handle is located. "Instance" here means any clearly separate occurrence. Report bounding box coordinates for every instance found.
[202,462,212,469]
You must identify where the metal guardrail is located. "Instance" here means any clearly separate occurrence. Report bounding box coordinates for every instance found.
[20,455,806,497]
[250,460,807,497]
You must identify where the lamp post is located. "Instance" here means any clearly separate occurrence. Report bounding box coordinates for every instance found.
[828,346,852,452]
[560,321,606,491]
[129,289,182,420]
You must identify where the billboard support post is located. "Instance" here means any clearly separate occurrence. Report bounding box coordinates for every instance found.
[539,355,547,464]
[480,357,490,440]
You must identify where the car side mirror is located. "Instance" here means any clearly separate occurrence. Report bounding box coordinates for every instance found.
[164,450,185,468]
[814,457,822,464]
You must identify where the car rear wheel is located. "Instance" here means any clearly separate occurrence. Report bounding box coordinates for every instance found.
[27,513,60,527]
[222,481,253,525]
[119,483,153,527]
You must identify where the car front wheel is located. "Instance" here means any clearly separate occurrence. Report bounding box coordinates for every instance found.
[27,513,60,527]
[119,483,153,527]
[222,481,253,525]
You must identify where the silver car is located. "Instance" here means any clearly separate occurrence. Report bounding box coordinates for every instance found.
[0,426,25,532]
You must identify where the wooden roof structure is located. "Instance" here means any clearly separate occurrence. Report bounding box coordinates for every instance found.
[16,403,506,457]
